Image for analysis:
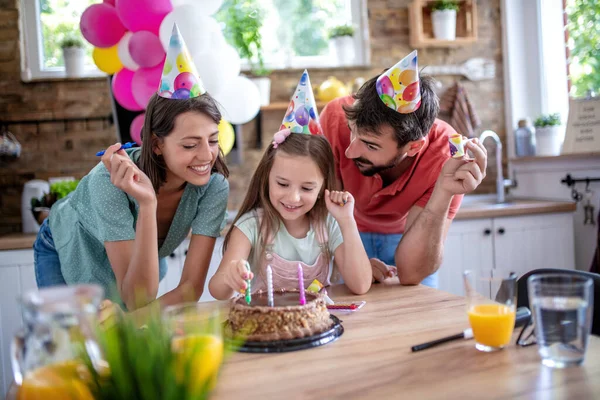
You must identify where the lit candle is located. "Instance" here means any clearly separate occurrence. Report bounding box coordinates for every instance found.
[245,261,252,305]
[267,265,274,307]
[298,264,306,305]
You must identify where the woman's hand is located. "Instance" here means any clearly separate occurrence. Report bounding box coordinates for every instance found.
[370,258,397,283]
[224,260,254,293]
[324,190,355,224]
[101,143,156,206]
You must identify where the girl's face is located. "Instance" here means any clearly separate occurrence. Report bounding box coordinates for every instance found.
[268,151,324,222]
[155,111,220,187]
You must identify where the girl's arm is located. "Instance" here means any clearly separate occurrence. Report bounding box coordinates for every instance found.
[209,227,253,300]
[325,190,371,295]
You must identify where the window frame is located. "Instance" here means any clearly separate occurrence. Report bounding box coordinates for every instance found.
[19,0,105,81]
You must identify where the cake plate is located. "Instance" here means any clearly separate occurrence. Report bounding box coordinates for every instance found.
[227,315,343,353]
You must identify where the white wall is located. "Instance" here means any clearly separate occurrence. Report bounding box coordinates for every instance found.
[511,155,600,271]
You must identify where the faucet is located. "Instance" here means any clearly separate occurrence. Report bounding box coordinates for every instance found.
[478,130,517,203]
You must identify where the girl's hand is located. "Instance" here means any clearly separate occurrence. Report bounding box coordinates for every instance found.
[324,189,355,223]
[101,143,156,206]
[370,258,397,283]
[224,260,254,293]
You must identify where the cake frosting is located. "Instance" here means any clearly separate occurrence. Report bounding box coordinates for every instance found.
[228,289,333,342]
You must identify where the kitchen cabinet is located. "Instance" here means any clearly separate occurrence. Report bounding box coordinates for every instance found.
[438,212,575,297]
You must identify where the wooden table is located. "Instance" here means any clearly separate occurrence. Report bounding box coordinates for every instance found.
[211,281,600,399]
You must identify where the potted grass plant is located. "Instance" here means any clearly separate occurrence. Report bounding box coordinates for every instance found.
[430,0,460,41]
[30,179,80,225]
[60,34,86,77]
[328,24,355,66]
[534,113,564,156]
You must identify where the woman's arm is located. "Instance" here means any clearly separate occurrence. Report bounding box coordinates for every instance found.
[158,234,216,305]
[325,190,371,295]
[208,227,253,300]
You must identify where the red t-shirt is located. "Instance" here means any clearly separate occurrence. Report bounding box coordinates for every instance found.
[321,96,463,234]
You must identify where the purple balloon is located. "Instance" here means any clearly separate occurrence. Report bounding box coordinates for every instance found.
[308,107,316,119]
[173,72,198,91]
[115,0,172,34]
[112,69,143,111]
[80,4,126,48]
[295,106,309,126]
[132,64,163,109]
[376,75,394,97]
[172,88,191,99]
[130,113,145,145]
[129,31,165,68]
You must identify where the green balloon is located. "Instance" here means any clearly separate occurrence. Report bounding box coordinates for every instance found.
[163,59,172,75]
[380,94,396,109]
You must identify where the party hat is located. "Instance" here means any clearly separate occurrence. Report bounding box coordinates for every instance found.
[376,50,421,114]
[158,23,205,99]
[280,70,322,135]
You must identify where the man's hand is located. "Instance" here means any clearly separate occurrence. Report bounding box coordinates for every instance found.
[436,138,487,196]
[370,258,397,283]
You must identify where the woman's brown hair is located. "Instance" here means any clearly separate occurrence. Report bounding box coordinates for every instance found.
[223,133,339,268]
[137,93,229,192]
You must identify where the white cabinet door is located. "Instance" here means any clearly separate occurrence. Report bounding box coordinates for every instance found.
[438,219,494,297]
[492,213,575,280]
[199,237,223,303]
[0,250,36,398]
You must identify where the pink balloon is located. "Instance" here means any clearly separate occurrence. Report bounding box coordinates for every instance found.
[112,69,143,111]
[115,0,172,34]
[129,31,165,68]
[103,0,115,5]
[174,72,199,91]
[130,113,145,145]
[80,4,126,48]
[131,64,163,109]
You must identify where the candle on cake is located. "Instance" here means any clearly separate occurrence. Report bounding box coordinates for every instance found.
[244,261,252,305]
[298,264,306,305]
[266,264,274,307]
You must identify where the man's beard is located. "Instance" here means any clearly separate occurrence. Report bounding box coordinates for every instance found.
[352,154,404,177]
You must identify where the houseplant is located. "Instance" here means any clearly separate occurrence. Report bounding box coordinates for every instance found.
[219,0,272,105]
[60,34,86,77]
[328,25,355,66]
[533,113,564,156]
[30,179,80,225]
[430,0,460,41]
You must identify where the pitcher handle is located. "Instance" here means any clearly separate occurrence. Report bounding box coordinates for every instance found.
[10,330,26,386]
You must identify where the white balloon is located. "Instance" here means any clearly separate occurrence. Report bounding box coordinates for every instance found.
[117,32,139,71]
[171,0,223,15]
[194,44,241,94]
[214,75,261,125]
[159,6,220,55]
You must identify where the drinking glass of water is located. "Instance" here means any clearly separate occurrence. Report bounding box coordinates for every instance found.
[528,274,594,368]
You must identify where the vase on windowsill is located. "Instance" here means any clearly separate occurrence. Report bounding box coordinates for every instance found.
[60,35,86,78]
[251,74,271,106]
[328,25,355,67]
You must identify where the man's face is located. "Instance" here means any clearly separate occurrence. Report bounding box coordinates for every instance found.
[344,120,406,176]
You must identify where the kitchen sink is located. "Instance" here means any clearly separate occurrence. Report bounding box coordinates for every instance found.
[460,194,516,207]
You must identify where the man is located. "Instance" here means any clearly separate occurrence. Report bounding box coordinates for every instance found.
[321,51,487,288]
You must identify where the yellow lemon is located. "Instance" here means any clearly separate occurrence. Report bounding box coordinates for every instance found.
[172,334,224,393]
[18,360,94,400]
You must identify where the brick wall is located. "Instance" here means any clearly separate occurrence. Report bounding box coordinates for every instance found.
[0,0,503,233]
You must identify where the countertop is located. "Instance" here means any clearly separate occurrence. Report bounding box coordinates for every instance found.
[0,196,576,251]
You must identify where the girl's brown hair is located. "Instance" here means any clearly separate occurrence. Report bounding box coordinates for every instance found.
[137,93,229,192]
[223,133,339,268]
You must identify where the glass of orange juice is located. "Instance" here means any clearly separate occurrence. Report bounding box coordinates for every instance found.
[163,303,225,393]
[463,270,517,352]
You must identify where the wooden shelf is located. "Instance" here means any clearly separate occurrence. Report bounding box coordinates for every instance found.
[409,0,478,48]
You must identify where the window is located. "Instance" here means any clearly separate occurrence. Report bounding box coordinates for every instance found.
[220,0,369,71]
[20,0,102,81]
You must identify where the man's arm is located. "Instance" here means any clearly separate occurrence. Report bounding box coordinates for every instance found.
[395,138,487,285]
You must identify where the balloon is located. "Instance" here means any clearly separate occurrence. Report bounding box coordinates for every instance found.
[172,88,191,99]
[117,32,139,71]
[80,3,126,48]
[217,119,235,156]
[159,7,220,54]
[132,64,162,109]
[193,45,240,94]
[294,106,309,126]
[376,75,394,97]
[104,0,115,5]
[92,45,122,74]
[129,31,165,68]
[112,69,143,111]
[171,0,223,15]
[115,0,172,34]
[130,113,145,145]
[213,75,261,125]
[173,72,198,91]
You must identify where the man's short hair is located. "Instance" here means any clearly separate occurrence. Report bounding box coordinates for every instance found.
[343,74,440,147]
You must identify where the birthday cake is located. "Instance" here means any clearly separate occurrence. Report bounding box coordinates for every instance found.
[228,289,333,342]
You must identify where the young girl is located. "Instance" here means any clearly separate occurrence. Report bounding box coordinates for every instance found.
[33,25,229,311]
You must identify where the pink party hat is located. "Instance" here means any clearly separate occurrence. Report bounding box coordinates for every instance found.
[158,23,205,99]
[280,70,322,135]
[376,50,421,114]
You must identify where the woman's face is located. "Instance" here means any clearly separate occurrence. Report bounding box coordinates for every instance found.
[155,111,220,188]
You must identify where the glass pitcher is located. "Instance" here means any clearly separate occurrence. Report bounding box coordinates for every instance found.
[11,284,104,398]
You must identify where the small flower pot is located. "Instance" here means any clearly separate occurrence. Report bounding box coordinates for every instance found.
[63,47,86,77]
[431,9,457,40]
